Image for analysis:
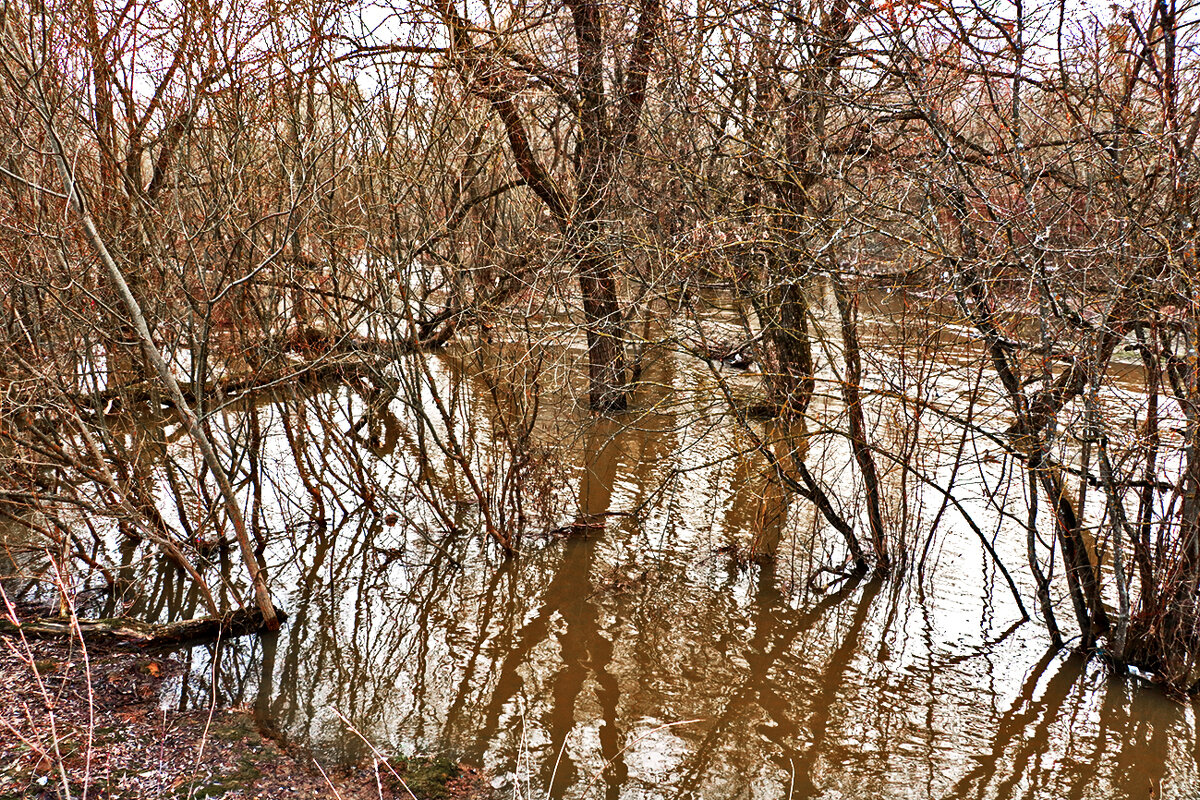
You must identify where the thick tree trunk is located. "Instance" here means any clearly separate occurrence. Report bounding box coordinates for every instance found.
[579,265,629,412]
[574,223,627,411]
[760,277,815,417]
[569,0,631,412]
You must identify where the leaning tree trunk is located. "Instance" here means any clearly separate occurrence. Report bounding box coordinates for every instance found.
[15,63,281,630]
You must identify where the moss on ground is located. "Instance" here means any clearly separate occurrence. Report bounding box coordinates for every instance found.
[178,754,265,799]
[389,755,461,799]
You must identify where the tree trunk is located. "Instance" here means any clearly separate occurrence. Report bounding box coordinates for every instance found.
[759,276,815,417]
[833,274,888,567]
[569,0,630,412]
[576,238,628,412]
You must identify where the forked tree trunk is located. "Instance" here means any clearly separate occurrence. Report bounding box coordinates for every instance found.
[436,0,657,413]
[833,274,888,567]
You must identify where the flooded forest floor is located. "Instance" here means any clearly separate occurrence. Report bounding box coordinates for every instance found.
[0,636,492,799]
[3,288,1198,799]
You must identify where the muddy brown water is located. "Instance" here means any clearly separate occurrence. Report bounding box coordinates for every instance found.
[6,289,1199,799]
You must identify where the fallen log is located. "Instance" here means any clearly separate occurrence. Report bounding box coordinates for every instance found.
[69,356,384,412]
[0,606,287,648]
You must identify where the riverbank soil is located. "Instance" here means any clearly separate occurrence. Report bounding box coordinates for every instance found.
[0,637,491,799]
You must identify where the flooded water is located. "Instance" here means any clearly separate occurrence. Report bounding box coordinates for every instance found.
[5,288,1199,799]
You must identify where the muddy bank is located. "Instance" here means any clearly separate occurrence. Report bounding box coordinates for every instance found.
[0,637,490,799]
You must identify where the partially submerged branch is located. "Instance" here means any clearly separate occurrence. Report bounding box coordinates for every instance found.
[0,606,287,648]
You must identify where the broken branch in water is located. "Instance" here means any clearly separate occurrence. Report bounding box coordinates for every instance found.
[0,606,287,648]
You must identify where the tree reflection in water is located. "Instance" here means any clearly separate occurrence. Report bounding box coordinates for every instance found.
[139,349,1196,800]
